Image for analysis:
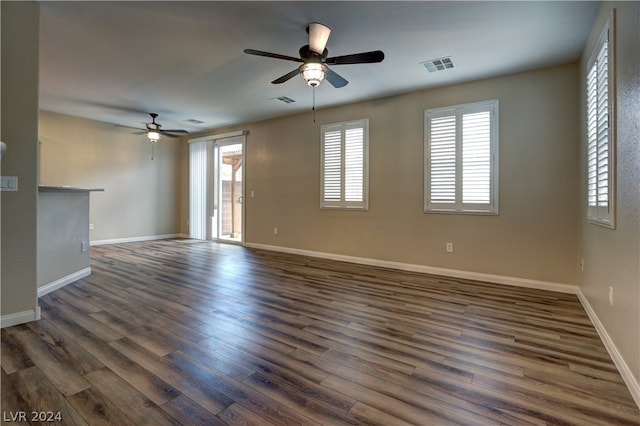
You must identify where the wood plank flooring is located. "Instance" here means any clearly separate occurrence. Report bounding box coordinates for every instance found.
[2,239,639,425]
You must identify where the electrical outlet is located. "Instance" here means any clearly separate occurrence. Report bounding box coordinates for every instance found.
[0,176,18,192]
[274,227,278,235]
[81,241,88,253]
[89,223,94,231]
[609,286,614,307]
[446,243,454,253]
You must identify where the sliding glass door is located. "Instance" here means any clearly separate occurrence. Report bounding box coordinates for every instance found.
[188,133,245,244]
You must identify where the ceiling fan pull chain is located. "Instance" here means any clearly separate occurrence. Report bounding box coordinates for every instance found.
[312,86,316,123]
[151,143,155,160]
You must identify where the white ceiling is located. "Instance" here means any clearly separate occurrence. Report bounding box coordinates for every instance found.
[38,1,600,134]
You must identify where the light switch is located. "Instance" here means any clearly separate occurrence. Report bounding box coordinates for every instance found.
[0,176,18,191]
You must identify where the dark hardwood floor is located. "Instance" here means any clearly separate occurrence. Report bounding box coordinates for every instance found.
[2,239,639,425]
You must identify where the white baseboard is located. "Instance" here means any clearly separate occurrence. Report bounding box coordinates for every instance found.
[244,243,577,294]
[37,267,92,298]
[90,233,183,246]
[1,306,41,328]
[577,289,640,408]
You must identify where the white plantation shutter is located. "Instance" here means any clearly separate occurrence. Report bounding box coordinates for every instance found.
[462,111,491,204]
[586,18,615,228]
[322,129,342,203]
[429,116,457,204]
[587,62,598,208]
[344,127,365,202]
[321,119,369,209]
[425,100,498,214]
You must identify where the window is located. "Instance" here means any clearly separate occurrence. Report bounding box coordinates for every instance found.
[321,119,369,209]
[425,100,499,214]
[586,15,615,228]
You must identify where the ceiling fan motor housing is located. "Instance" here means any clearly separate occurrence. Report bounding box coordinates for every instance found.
[147,113,160,131]
[299,45,328,60]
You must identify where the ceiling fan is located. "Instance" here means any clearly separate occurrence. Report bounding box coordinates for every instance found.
[144,113,189,142]
[244,22,384,88]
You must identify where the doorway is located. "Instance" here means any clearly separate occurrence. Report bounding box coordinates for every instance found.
[188,133,245,244]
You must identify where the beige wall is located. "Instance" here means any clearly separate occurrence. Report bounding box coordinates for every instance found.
[39,111,182,242]
[1,2,40,322]
[184,63,580,286]
[578,2,640,390]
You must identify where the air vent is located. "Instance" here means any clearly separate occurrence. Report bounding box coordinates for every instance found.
[271,96,296,104]
[184,118,205,124]
[421,56,455,73]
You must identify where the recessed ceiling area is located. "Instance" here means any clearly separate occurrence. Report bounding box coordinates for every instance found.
[38,1,600,133]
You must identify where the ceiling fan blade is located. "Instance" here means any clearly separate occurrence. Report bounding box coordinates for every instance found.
[326,50,385,65]
[160,129,189,134]
[271,69,300,84]
[113,123,147,133]
[159,132,183,138]
[308,22,331,54]
[244,49,303,63]
[325,67,348,88]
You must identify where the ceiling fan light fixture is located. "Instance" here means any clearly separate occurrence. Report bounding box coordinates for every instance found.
[301,62,326,87]
[147,130,161,142]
